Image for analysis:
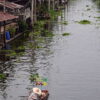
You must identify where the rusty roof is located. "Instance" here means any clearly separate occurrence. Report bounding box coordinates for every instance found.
[0,1,24,9]
[0,0,4,2]
[0,12,18,22]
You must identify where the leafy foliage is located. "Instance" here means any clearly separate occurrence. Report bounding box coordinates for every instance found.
[18,21,28,32]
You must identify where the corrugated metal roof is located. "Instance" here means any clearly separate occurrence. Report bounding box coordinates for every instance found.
[0,0,5,2]
[0,11,18,22]
[0,1,24,9]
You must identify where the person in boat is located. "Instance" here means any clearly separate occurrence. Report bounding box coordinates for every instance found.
[28,87,42,100]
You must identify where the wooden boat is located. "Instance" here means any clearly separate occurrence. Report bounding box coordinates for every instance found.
[41,90,49,100]
[28,90,49,100]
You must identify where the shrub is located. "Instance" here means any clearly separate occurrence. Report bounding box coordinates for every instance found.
[18,21,28,32]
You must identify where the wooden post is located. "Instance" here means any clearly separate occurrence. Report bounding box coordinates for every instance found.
[52,0,55,10]
[48,0,51,11]
[57,0,59,9]
[34,0,37,22]
[31,0,34,25]
[0,25,1,33]
[3,21,6,46]
[3,0,6,13]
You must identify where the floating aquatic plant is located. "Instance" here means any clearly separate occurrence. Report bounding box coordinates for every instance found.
[78,20,91,24]
[15,46,25,53]
[49,9,59,20]
[0,74,6,80]
[87,8,91,11]
[35,37,45,43]
[62,33,70,36]
[86,5,89,7]
[94,17,100,19]
[0,50,17,57]
[7,51,17,57]
[29,73,39,81]
[35,45,43,49]
[27,42,35,49]
[60,21,68,25]
[41,30,54,37]
[17,52,25,56]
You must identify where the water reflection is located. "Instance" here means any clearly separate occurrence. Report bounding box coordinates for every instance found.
[92,0,100,8]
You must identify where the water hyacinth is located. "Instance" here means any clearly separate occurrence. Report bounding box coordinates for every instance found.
[62,33,70,36]
[78,20,91,24]
[0,74,6,80]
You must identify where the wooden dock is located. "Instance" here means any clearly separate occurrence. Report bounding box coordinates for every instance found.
[6,32,23,43]
[0,32,24,49]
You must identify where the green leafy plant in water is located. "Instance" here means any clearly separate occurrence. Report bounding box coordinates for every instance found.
[0,74,6,80]
[49,9,61,20]
[0,50,13,53]
[62,33,70,36]
[94,17,100,19]
[60,21,68,25]
[17,46,25,51]
[29,32,34,37]
[35,37,45,43]
[86,5,89,7]
[34,44,43,49]
[41,30,54,37]
[34,31,41,37]
[87,8,91,11]
[8,51,17,57]
[34,20,46,31]
[17,52,25,56]
[29,73,39,81]
[28,43,34,49]
[0,50,17,57]
[78,20,91,24]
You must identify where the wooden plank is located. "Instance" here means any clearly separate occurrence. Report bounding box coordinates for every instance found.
[6,32,23,43]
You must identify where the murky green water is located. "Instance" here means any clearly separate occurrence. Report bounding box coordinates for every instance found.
[0,0,100,100]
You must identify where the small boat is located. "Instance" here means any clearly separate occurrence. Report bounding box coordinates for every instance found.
[28,89,49,100]
[28,75,49,100]
[41,90,49,100]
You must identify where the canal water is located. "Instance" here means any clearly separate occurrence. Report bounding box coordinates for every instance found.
[0,0,100,100]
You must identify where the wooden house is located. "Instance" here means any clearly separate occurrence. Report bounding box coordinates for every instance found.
[0,11,18,48]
